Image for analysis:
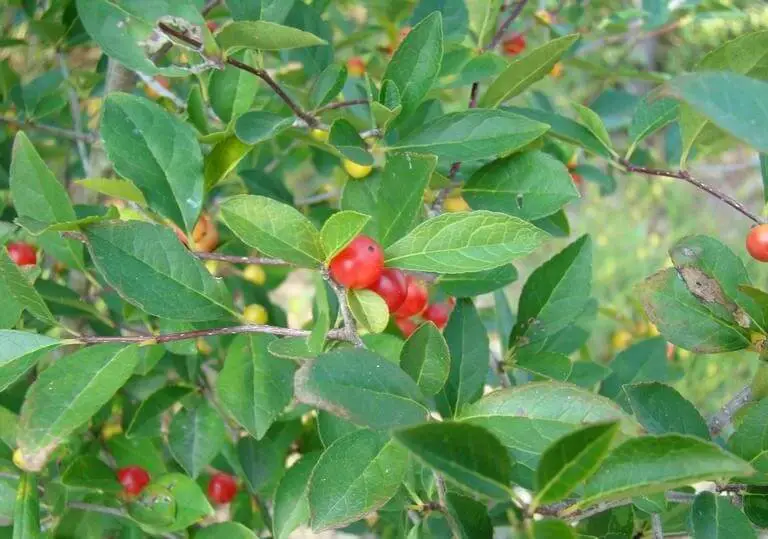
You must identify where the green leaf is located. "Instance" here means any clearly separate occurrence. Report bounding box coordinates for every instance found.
[384,211,549,273]
[0,330,59,392]
[237,435,285,494]
[411,0,467,41]
[187,84,209,134]
[216,21,326,54]
[377,152,437,248]
[572,103,614,155]
[580,435,753,506]
[689,491,756,539]
[85,221,235,321]
[437,265,517,298]
[220,195,324,267]
[762,154,768,204]
[400,322,450,396]
[309,430,407,531]
[151,473,214,531]
[516,350,609,388]
[204,135,253,190]
[61,455,122,493]
[17,206,119,236]
[463,151,579,221]
[599,337,668,404]
[669,72,768,155]
[460,382,641,489]
[17,344,140,471]
[437,299,489,417]
[168,400,227,478]
[294,349,429,430]
[348,289,389,334]
[506,107,614,158]
[678,31,768,166]
[102,93,204,233]
[329,119,371,166]
[310,64,347,109]
[532,422,619,507]
[389,109,549,162]
[126,385,195,439]
[195,522,258,539]
[320,211,370,261]
[209,56,259,124]
[626,94,678,158]
[10,132,83,268]
[511,235,592,352]
[273,452,320,539]
[128,483,177,530]
[234,111,293,145]
[466,0,502,48]
[12,473,38,539]
[728,399,768,463]
[481,35,580,108]
[382,11,443,117]
[217,334,295,440]
[531,519,576,539]
[638,268,750,353]
[268,337,317,361]
[669,234,764,331]
[76,0,203,75]
[395,422,512,499]
[0,249,54,325]
[307,280,331,356]
[624,382,710,439]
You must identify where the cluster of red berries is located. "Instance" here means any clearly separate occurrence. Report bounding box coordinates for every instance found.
[117,466,238,504]
[6,242,36,266]
[328,236,454,336]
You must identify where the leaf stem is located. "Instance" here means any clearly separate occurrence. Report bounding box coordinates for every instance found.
[707,384,753,437]
[619,158,764,225]
[157,22,317,127]
[650,513,663,539]
[488,0,531,51]
[314,99,370,114]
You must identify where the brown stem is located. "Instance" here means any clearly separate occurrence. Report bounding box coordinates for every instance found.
[157,22,317,127]
[434,473,462,538]
[620,159,764,225]
[488,0,530,50]
[74,324,348,345]
[708,385,753,437]
[314,99,370,113]
[324,270,365,347]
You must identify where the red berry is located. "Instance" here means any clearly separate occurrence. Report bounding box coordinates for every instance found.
[502,34,526,55]
[368,268,407,312]
[395,317,419,338]
[329,235,384,289]
[6,242,37,266]
[423,301,454,329]
[117,466,150,495]
[393,277,428,318]
[747,224,768,262]
[208,473,238,504]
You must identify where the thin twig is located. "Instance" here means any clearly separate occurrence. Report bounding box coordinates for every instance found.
[57,52,91,176]
[323,270,365,347]
[434,473,462,539]
[314,99,369,114]
[0,117,97,143]
[74,324,348,345]
[490,349,511,388]
[488,0,530,50]
[194,251,288,266]
[295,191,339,206]
[561,498,634,522]
[620,159,764,225]
[157,22,317,127]
[708,385,753,437]
[651,513,663,539]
